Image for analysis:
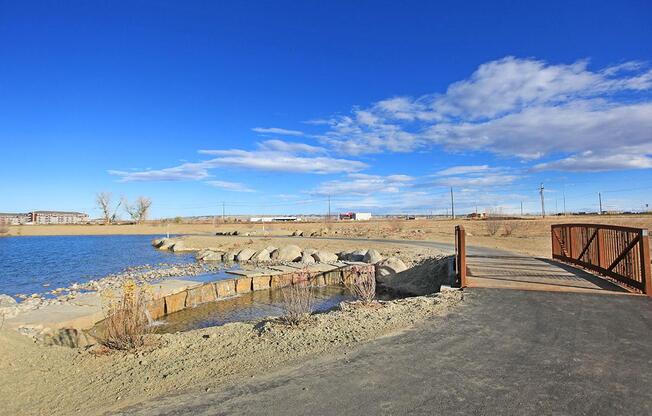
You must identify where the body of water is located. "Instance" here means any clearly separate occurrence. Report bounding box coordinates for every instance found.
[0,235,194,297]
[156,286,354,333]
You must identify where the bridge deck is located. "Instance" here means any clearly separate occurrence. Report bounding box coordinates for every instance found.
[466,254,632,295]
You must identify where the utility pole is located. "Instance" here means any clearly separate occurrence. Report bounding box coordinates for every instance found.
[598,192,603,215]
[563,185,567,216]
[327,194,331,222]
[450,187,455,219]
[539,183,546,218]
[520,201,523,216]
[222,202,225,223]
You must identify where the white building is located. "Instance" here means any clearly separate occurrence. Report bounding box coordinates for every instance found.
[354,212,372,221]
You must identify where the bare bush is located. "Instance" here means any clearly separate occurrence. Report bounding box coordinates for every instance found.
[97,281,152,350]
[345,265,376,304]
[484,207,502,236]
[503,220,519,236]
[280,282,313,325]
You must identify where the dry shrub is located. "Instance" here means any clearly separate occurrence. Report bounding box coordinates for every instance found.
[345,265,376,304]
[0,225,9,235]
[502,220,519,236]
[280,282,313,325]
[484,207,502,236]
[98,281,152,350]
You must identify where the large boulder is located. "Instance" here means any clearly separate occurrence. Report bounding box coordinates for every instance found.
[300,252,316,264]
[339,250,367,262]
[157,238,174,250]
[202,251,224,262]
[236,248,256,262]
[224,251,238,263]
[375,257,407,277]
[363,249,383,264]
[312,250,338,263]
[170,241,187,252]
[276,245,303,262]
[251,248,271,262]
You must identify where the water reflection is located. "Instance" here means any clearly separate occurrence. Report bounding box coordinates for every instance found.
[156,286,353,333]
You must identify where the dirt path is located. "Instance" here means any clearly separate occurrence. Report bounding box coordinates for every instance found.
[117,288,652,416]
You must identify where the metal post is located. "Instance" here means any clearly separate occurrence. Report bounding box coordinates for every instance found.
[455,225,467,287]
[539,183,546,218]
[639,229,651,296]
[599,192,603,215]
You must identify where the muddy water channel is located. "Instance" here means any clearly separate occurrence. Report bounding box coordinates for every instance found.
[155,286,354,333]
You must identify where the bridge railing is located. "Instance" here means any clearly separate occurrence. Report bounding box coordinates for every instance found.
[551,224,651,296]
[455,225,467,288]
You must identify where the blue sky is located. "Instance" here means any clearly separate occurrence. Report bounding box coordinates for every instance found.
[1,0,652,218]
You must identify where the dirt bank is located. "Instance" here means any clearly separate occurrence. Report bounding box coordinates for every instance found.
[0,290,463,416]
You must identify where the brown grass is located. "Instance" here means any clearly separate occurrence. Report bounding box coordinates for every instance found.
[280,282,313,325]
[346,265,376,304]
[0,225,9,235]
[97,281,152,350]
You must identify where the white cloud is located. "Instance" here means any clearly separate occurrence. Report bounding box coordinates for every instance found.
[311,173,414,196]
[252,127,304,136]
[533,151,652,172]
[436,165,490,176]
[205,180,255,192]
[309,57,652,171]
[198,149,367,174]
[108,162,209,182]
[259,139,325,154]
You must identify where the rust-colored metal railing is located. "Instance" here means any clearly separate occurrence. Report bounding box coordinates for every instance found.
[455,225,467,288]
[551,224,652,296]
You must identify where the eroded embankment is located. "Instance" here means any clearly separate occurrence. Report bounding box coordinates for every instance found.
[0,287,463,416]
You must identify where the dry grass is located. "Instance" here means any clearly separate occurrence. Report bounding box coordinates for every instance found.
[97,281,152,350]
[0,225,9,235]
[345,265,376,304]
[280,282,314,325]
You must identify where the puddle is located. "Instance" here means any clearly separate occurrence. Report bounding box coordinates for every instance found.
[155,286,354,333]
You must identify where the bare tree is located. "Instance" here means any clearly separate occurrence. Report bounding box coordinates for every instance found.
[96,192,122,225]
[123,196,152,224]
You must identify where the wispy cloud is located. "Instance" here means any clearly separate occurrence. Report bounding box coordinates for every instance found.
[205,180,255,192]
[198,149,367,174]
[109,140,367,182]
[311,173,414,196]
[436,165,490,176]
[258,139,325,154]
[252,127,304,136]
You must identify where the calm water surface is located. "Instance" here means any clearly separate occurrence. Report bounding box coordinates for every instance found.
[0,235,193,297]
[156,286,354,333]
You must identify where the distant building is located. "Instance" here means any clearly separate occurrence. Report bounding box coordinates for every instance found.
[28,211,89,225]
[467,212,486,219]
[0,213,30,225]
[339,212,372,221]
[250,216,300,223]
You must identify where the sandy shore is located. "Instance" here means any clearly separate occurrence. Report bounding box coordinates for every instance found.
[6,215,652,258]
[0,290,463,416]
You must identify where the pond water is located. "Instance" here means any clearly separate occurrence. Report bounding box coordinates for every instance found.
[156,286,354,333]
[0,235,194,297]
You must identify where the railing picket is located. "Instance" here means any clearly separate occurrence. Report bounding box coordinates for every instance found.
[551,224,651,295]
